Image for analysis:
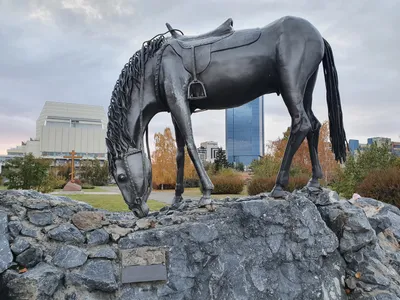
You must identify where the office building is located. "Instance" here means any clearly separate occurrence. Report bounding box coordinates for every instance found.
[225,96,265,166]
[3,101,107,168]
[197,141,221,163]
[348,136,400,157]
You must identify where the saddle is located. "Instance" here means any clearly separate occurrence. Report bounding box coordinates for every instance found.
[166,18,261,100]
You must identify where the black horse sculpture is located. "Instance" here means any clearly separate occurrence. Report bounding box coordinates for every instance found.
[106,16,347,218]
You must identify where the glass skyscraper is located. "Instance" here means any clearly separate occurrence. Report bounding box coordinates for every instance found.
[225,96,265,166]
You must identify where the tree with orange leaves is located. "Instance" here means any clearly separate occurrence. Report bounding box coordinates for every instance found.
[151,127,176,189]
[151,127,197,189]
[268,121,339,183]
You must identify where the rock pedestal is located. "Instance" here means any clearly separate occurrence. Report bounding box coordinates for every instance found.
[1,188,400,299]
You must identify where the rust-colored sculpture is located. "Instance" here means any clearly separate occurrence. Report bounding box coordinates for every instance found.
[106,16,348,218]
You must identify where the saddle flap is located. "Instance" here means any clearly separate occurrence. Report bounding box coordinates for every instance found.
[181,44,211,75]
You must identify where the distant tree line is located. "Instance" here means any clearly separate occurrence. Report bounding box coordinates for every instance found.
[1,154,110,192]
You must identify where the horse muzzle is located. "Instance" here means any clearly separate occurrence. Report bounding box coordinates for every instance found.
[131,201,149,218]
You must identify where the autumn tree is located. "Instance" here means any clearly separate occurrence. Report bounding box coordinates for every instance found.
[184,151,197,180]
[151,127,198,189]
[258,121,339,183]
[152,127,177,189]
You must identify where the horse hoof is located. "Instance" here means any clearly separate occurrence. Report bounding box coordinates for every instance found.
[306,179,321,189]
[270,185,286,198]
[198,197,212,207]
[172,195,183,205]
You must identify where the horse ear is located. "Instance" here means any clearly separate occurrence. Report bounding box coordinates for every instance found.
[166,23,179,38]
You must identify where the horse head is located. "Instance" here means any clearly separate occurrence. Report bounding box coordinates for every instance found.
[107,141,152,218]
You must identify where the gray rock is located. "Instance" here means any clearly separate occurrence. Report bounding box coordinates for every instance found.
[319,200,376,254]
[88,245,117,259]
[16,247,43,268]
[0,235,13,273]
[11,204,27,218]
[136,218,153,229]
[47,223,85,243]
[104,212,136,228]
[20,225,39,238]
[353,197,400,239]
[66,259,118,292]
[8,220,22,237]
[119,195,346,299]
[23,198,50,210]
[0,211,7,235]
[71,211,104,231]
[10,237,30,254]
[86,228,109,245]
[53,245,88,268]
[53,205,75,219]
[104,224,133,242]
[5,262,63,299]
[27,210,53,226]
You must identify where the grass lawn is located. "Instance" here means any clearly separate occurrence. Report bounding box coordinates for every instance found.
[0,186,7,190]
[54,186,107,193]
[57,193,166,212]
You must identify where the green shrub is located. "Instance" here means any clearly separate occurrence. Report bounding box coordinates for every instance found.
[183,178,200,188]
[210,174,245,194]
[82,184,95,189]
[79,159,109,186]
[37,174,66,193]
[287,174,310,191]
[200,169,245,194]
[357,167,400,207]
[248,175,311,195]
[2,154,52,191]
[248,177,275,195]
[332,142,397,198]
[73,178,82,186]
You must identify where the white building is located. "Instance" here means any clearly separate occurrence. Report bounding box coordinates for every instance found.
[198,141,221,163]
[5,101,107,164]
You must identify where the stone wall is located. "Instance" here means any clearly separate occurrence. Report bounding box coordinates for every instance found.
[0,188,400,299]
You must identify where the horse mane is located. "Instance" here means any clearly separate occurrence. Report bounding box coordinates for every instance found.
[106,33,167,173]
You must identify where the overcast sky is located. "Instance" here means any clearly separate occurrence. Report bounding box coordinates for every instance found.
[1,0,399,155]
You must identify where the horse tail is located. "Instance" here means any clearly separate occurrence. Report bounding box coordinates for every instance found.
[322,38,348,163]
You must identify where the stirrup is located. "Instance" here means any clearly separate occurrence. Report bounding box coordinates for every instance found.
[188,79,207,100]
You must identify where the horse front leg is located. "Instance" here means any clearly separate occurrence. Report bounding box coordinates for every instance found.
[172,118,185,206]
[169,106,214,207]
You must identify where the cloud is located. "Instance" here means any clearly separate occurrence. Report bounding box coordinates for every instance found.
[1,0,399,156]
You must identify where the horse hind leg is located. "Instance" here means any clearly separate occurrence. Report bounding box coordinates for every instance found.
[270,87,312,197]
[270,61,313,197]
[303,69,323,188]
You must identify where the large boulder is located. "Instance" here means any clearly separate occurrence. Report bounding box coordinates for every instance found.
[0,188,400,299]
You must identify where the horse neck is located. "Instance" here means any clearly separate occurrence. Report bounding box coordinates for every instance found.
[129,81,163,148]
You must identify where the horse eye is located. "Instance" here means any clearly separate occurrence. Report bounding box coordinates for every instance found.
[118,174,128,183]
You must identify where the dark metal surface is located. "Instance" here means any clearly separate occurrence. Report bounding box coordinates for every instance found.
[106,16,348,218]
[121,264,168,284]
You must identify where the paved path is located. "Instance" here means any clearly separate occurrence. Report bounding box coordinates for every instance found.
[51,186,200,205]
